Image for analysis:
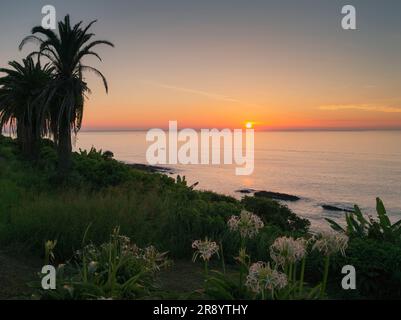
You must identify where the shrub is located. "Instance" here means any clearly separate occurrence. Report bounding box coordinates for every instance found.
[242,196,310,233]
[326,198,401,243]
[334,238,401,299]
[72,148,133,188]
[322,198,401,298]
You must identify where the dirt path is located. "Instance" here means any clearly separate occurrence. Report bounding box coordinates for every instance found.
[158,260,205,295]
[158,260,236,297]
[0,250,41,300]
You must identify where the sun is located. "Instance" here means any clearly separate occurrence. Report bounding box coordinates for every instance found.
[245,122,254,129]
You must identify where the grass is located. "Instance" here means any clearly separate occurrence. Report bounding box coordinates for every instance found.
[0,136,309,261]
[0,136,241,260]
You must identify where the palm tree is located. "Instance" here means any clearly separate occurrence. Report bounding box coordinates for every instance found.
[0,58,54,158]
[19,15,114,174]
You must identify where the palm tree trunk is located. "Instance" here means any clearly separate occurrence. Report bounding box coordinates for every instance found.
[27,129,40,161]
[19,118,38,160]
[22,129,33,158]
[57,122,72,175]
[30,116,41,161]
[16,120,24,150]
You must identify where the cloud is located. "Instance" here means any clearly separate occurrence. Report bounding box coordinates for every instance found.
[141,80,262,107]
[319,104,401,113]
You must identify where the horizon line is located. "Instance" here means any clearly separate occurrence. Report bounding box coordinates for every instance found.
[3,127,401,136]
[79,126,401,133]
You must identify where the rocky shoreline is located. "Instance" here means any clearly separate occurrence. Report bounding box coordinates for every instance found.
[235,188,356,214]
[126,163,175,174]
[321,204,355,213]
[235,189,300,201]
[126,167,356,215]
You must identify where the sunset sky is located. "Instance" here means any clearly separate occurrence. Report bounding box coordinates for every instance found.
[1,0,401,130]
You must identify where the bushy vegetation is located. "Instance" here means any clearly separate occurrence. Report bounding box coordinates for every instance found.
[321,199,401,299]
[326,198,401,242]
[242,196,310,233]
[0,136,311,259]
[1,136,401,299]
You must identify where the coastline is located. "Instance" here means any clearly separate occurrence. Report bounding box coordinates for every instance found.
[74,130,401,230]
[125,162,175,174]
[123,161,358,231]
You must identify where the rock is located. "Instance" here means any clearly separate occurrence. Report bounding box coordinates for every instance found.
[127,163,174,174]
[322,204,355,213]
[235,188,256,194]
[254,191,300,201]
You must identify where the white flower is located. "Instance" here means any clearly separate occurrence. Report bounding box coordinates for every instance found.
[142,245,169,272]
[228,211,264,239]
[312,232,348,256]
[192,239,219,262]
[246,262,288,294]
[270,237,307,268]
[88,261,98,273]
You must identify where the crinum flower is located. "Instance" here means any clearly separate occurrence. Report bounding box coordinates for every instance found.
[228,211,264,239]
[312,232,348,256]
[246,262,288,294]
[270,237,307,268]
[192,238,219,262]
[142,245,170,272]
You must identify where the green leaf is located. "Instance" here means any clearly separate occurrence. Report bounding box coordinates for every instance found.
[391,219,401,231]
[354,205,368,227]
[376,197,391,230]
[349,214,365,236]
[345,213,356,234]
[325,218,345,233]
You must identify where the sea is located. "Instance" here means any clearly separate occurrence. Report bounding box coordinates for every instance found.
[74,130,401,230]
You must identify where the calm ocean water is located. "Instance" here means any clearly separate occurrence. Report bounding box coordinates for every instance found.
[74,130,401,230]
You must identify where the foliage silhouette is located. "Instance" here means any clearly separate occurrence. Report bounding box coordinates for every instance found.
[19,15,113,174]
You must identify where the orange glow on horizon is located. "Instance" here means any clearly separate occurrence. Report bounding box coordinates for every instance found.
[245,122,254,129]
